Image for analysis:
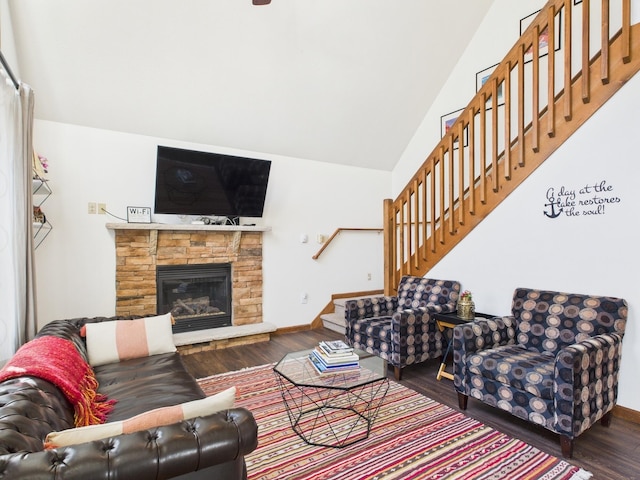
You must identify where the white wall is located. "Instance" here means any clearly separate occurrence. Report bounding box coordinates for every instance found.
[393,0,640,410]
[33,121,390,329]
[393,0,546,195]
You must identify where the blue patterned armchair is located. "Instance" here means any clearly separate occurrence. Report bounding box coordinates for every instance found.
[453,288,628,458]
[345,276,461,380]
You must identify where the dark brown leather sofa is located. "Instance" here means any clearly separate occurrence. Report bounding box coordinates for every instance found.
[0,317,258,480]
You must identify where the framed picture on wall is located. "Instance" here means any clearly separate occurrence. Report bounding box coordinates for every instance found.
[520,9,562,63]
[440,108,468,149]
[475,63,504,109]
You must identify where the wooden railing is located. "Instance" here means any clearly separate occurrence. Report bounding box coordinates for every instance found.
[313,227,382,260]
[383,0,639,295]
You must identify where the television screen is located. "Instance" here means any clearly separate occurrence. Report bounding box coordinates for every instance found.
[154,146,271,218]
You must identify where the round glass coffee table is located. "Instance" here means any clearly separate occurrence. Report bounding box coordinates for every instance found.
[273,348,389,448]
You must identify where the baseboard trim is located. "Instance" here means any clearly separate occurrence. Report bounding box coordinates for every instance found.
[613,404,640,424]
[274,324,313,335]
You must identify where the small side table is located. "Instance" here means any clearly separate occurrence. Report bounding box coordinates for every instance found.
[432,311,494,381]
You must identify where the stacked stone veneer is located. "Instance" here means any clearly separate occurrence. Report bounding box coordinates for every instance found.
[114,229,263,326]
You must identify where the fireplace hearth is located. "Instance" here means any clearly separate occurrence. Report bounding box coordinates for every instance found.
[157,263,232,333]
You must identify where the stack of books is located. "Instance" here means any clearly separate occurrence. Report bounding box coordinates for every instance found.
[309,340,360,374]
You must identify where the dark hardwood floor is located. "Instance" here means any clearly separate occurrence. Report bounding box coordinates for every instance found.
[181,327,640,480]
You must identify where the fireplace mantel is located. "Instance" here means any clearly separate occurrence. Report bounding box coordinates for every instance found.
[106,222,271,232]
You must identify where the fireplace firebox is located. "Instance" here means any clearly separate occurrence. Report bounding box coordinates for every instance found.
[156,264,232,333]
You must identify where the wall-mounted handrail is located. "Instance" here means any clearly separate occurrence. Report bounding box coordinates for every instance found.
[312,228,382,260]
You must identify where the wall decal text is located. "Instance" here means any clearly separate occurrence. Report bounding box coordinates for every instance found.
[543,180,621,219]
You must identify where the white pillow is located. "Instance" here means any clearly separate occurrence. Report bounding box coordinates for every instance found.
[45,386,236,448]
[85,313,176,367]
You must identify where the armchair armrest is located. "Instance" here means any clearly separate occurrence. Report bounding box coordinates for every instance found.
[554,332,624,438]
[452,316,517,393]
[344,296,398,322]
[386,304,456,367]
[390,303,455,331]
[453,316,517,354]
[344,296,398,340]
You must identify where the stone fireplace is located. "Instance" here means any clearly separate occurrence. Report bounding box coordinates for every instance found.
[107,224,269,338]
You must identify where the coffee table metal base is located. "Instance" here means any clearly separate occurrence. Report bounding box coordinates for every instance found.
[274,372,389,448]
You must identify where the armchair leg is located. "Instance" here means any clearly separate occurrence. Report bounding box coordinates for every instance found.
[601,411,613,427]
[393,366,402,381]
[560,435,574,458]
[457,392,468,410]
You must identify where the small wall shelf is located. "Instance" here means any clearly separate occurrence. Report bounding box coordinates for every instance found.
[32,178,53,249]
[33,221,52,248]
[32,178,52,204]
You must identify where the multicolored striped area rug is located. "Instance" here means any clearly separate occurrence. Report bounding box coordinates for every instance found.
[197,364,591,480]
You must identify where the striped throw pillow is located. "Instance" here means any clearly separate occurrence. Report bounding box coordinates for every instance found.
[85,313,176,367]
[45,386,236,448]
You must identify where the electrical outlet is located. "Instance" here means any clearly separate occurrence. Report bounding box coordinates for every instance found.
[367,273,372,281]
[88,202,97,214]
[98,203,106,214]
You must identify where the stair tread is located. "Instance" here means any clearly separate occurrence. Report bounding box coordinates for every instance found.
[325,294,386,335]
[320,312,344,322]
[333,294,382,307]
[321,317,346,334]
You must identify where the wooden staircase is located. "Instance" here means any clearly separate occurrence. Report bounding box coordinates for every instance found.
[383,0,640,295]
[318,291,383,334]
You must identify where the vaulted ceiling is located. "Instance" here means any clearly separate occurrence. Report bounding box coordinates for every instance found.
[7,0,494,171]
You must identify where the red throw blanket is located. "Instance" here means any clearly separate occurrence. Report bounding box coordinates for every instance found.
[0,336,115,426]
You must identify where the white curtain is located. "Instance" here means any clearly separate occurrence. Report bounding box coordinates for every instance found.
[0,68,36,365]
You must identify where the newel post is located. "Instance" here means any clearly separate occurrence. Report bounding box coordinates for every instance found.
[383,199,395,296]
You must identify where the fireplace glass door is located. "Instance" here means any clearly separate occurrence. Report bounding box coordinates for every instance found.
[156,263,232,333]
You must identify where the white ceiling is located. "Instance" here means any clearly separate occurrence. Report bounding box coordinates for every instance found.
[7,0,494,171]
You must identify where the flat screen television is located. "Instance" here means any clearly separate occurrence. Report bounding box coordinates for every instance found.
[154,146,271,218]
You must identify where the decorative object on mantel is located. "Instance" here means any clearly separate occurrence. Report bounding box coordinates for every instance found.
[457,290,475,319]
[126,206,152,224]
